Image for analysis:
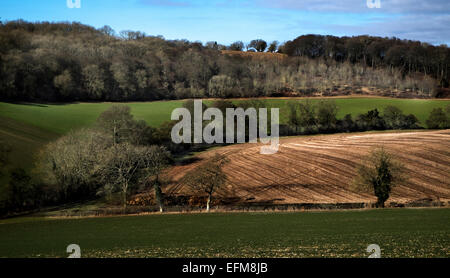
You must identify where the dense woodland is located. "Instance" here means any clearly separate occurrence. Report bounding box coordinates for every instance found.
[0,20,449,102]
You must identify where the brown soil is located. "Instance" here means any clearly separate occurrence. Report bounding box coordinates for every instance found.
[162,130,450,205]
[221,50,287,60]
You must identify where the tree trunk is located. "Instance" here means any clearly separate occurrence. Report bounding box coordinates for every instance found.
[123,181,128,211]
[206,194,211,212]
[154,176,164,213]
[123,192,127,211]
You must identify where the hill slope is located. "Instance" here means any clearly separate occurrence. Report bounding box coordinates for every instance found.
[164,130,450,205]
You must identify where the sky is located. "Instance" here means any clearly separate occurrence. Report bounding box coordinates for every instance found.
[1,0,449,45]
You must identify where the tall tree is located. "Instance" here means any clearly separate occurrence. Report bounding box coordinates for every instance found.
[99,143,156,210]
[143,146,172,212]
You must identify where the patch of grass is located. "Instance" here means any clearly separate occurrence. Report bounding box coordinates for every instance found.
[0,116,59,192]
[0,101,185,134]
[0,116,58,168]
[0,208,448,258]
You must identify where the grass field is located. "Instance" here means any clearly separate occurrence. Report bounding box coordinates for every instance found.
[0,208,448,258]
[1,98,449,135]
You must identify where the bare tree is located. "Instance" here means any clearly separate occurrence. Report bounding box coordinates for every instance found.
[37,128,105,201]
[98,143,154,210]
[95,105,135,145]
[182,154,228,212]
[142,146,171,212]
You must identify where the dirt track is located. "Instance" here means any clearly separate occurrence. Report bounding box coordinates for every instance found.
[164,130,450,205]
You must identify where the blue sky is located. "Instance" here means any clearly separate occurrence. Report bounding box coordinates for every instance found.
[1,0,449,45]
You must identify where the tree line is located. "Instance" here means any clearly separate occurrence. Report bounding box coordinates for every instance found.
[280,34,450,89]
[283,101,424,136]
[0,20,447,102]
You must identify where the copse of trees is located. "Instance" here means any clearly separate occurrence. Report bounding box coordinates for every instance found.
[36,105,171,210]
[1,20,443,102]
[280,34,450,89]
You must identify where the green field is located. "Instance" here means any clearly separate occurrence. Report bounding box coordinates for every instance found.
[0,208,448,258]
[1,98,449,134]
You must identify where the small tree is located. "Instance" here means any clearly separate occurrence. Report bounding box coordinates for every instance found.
[316,100,338,131]
[249,39,267,52]
[182,154,228,212]
[426,107,449,129]
[356,109,386,131]
[267,41,278,53]
[298,101,317,133]
[383,106,404,129]
[354,148,404,208]
[229,41,244,51]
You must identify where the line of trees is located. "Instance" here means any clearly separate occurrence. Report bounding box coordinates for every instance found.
[0,20,447,102]
[283,101,422,136]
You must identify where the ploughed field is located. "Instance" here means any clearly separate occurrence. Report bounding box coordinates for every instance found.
[165,130,450,205]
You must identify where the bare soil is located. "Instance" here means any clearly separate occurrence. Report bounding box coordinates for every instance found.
[162,130,450,205]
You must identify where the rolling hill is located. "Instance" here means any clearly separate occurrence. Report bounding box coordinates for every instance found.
[163,130,450,206]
